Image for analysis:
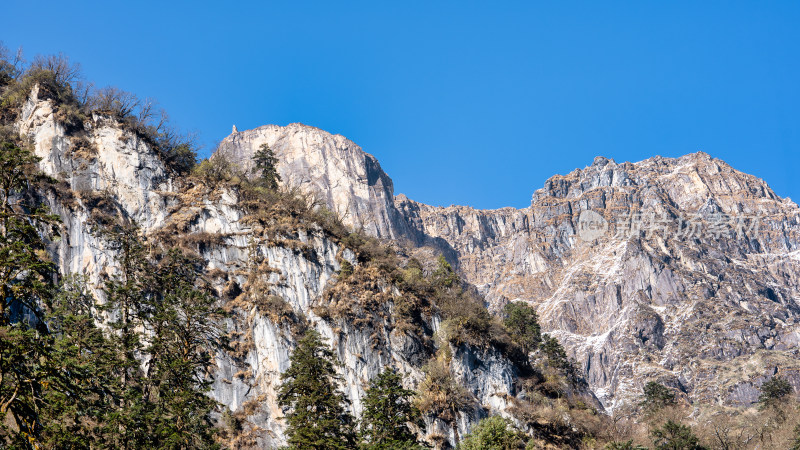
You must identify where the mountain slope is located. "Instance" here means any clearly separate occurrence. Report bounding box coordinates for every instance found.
[216,125,800,413]
[13,83,800,446]
[16,91,530,448]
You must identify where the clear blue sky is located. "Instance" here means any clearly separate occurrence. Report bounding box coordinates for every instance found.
[3,1,798,209]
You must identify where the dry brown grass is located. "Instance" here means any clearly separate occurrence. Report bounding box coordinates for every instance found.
[227,328,254,361]
[76,189,124,229]
[66,133,97,161]
[216,396,267,450]
[416,348,476,441]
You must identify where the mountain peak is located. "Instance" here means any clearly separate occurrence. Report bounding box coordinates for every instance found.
[592,155,615,167]
[214,123,412,240]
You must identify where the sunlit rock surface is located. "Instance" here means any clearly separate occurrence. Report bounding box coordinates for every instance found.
[18,96,800,445]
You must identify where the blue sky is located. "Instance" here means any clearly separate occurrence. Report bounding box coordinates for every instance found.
[3,1,798,208]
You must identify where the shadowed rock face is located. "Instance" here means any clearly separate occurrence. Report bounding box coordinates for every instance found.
[215,124,800,412]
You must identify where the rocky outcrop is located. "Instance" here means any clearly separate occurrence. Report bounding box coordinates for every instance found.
[216,124,416,241]
[17,84,175,283]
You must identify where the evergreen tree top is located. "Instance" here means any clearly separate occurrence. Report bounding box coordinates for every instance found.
[278,329,356,449]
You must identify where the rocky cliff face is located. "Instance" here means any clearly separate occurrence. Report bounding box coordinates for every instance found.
[216,124,415,241]
[17,95,520,447]
[213,125,800,413]
[398,154,800,411]
[16,91,800,446]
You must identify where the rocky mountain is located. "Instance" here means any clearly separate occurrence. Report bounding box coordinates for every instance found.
[398,154,800,412]
[13,84,800,446]
[16,89,523,448]
[217,124,800,414]
[216,124,415,241]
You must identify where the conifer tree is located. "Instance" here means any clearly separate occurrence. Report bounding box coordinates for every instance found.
[146,249,226,448]
[540,334,578,382]
[360,368,422,449]
[253,143,281,190]
[650,420,706,450]
[432,255,458,289]
[758,376,793,408]
[99,228,226,449]
[97,224,154,449]
[503,301,541,353]
[0,141,120,448]
[0,140,61,446]
[39,276,125,448]
[640,381,677,414]
[0,139,226,448]
[278,329,355,449]
[0,140,59,323]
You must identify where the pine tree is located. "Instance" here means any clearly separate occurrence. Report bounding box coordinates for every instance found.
[360,368,422,449]
[650,420,706,450]
[278,329,355,449]
[503,301,541,353]
[39,276,125,448]
[146,249,225,449]
[0,140,61,447]
[253,143,281,190]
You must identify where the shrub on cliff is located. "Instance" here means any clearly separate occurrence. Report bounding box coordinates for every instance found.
[417,349,474,446]
[640,381,677,413]
[431,256,511,351]
[0,44,22,88]
[0,46,198,174]
[604,441,648,450]
[193,155,236,185]
[459,415,527,450]
[758,376,793,408]
[650,420,706,450]
[791,424,800,450]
